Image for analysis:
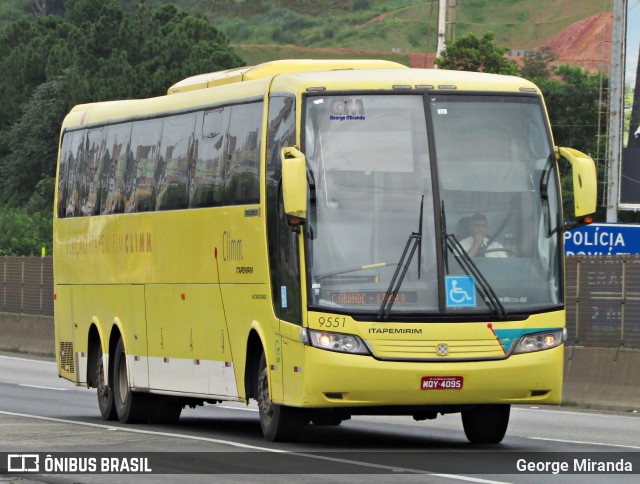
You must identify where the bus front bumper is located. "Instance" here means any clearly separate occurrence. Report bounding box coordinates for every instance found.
[287,344,563,408]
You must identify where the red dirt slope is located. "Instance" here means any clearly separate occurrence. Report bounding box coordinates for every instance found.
[409,12,613,73]
[537,12,612,73]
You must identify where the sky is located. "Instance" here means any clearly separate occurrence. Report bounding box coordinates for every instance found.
[626,0,639,87]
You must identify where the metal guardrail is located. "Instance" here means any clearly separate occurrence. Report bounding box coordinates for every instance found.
[2,255,639,348]
[1,257,53,316]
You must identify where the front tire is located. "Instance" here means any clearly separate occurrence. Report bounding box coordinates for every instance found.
[113,338,149,423]
[96,342,117,421]
[257,352,306,442]
[461,404,510,444]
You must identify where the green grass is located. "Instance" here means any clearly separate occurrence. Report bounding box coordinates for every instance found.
[1,0,611,56]
[455,0,607,49]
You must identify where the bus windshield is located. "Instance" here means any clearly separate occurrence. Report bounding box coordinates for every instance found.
[304,93,562,317]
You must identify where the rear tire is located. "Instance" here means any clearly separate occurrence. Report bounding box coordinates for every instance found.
[257,352,306,441]
[96,342,117,421]
[113,338,149,423]
[461,404,510,444]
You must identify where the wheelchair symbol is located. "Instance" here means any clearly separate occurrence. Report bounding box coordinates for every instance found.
[446,276,476,307]
[449,280,472,303]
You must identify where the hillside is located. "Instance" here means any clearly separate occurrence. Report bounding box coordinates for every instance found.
[0,0,612,72]
[538,12,612,72]
[213,0,611,72]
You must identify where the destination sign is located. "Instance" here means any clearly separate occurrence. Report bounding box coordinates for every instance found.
[328,291,418,306]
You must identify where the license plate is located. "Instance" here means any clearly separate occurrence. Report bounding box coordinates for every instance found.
[421,376,463,390]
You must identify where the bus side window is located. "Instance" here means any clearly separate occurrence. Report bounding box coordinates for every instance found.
[64,130,86,218]
[57,133,72,218]
[222,102,262,205]
[80,128,104,216]
[101,123,132,215]
[190,108,226,208]
[156,113,196,211]
[127,119,163,213]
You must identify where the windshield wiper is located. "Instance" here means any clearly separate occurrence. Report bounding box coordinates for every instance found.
[445,233,507,318]
[441,201,449,274]
[377,196,424,320]
[440,202,507,318]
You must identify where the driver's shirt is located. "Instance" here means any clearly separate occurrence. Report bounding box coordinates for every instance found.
[459,237,507,258]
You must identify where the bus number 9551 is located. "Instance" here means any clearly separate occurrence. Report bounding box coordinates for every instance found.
[318,316,346,328]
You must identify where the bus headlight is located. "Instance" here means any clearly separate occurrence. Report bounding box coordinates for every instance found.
[512,328,566,354]
[303,329,370,355]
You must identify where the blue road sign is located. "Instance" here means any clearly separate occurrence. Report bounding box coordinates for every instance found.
[564,223,640,256]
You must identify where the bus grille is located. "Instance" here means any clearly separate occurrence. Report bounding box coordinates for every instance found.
[367,338,505,361]
[59,342,75,373]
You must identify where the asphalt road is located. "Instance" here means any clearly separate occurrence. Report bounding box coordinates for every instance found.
[0,352,638,483]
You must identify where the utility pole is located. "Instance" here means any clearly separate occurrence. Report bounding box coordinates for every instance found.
[436,0,447,62]
[447,0,457,44]
[607,0,626,222]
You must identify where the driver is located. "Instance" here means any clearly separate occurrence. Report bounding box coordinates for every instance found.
[460,213,507,258]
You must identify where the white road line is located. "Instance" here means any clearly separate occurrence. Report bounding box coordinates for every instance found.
[529,436,640,450]
[0,410,509,483]
[513,406,640,420]
[0,410,274,451]
[0,355,55,365]
[18,384,67,391]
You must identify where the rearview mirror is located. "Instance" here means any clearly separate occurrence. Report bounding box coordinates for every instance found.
[281,147,308,229]
[555,147,597,218]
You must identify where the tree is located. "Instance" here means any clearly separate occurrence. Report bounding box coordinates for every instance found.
[520,46,557,80]
[0,76,69,207]
[127,3,243,98]
[534,65,605,156]
[0,206,52,256]
[435,31,518,75]
[529,65,607,220]
[0,0,244,254]
[0,15,74,132]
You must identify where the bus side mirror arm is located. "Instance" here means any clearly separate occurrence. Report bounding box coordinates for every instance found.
[281,146,308,231]
[555,146,597,219]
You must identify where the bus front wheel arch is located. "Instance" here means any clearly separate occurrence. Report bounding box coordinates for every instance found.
[256,352,307,442]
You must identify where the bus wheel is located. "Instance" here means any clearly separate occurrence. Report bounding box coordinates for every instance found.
[96,342,117,421]
[113,338,148,423]
[461,404,510,444]
[257,352,306,442]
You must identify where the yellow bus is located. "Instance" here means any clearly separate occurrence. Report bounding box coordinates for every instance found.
[53,59,596,443]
